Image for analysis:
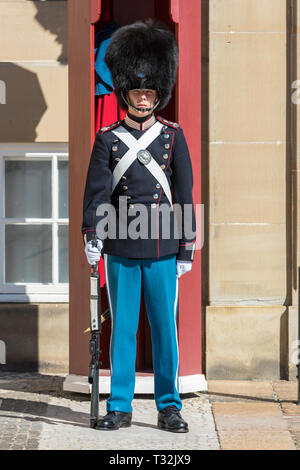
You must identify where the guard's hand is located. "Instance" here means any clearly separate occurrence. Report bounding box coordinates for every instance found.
[84,239,103,265]
[176,260,192,278]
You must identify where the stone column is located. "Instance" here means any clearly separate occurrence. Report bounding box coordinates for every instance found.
[206,0,290,379]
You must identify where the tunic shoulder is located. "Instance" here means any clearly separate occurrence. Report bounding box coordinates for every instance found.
[99,120,122,134]
[156,116,181,131]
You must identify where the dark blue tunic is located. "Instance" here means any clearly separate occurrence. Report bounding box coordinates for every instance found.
[82,115,196,262]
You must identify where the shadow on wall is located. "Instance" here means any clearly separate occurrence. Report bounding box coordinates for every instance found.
[0,303,69,373]
[0,304,39,372]
[31,0,68,65]
[0,2,68,142]
[0,63,47,142]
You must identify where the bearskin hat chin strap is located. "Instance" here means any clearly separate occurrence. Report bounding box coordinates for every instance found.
[121,92,161,114]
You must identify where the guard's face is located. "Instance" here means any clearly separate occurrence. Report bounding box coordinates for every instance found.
[127,89,158,113]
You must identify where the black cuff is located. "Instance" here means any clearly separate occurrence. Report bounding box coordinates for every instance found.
[82,229,97,244]
[176,241,196,262]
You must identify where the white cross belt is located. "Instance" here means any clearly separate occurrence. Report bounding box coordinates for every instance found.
[111,122,173,208]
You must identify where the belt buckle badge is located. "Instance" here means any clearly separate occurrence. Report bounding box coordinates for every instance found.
[137,149,151,165]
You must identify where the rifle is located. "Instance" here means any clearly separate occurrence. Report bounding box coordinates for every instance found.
[297,266,300,405]
[88,237,102,429]
[84,308,110,334]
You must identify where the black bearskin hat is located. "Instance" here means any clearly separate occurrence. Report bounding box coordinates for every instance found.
[104,19,179,111]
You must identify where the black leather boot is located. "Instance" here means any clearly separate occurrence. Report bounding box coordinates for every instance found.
[96,411,132,430]
[158,405,189,433]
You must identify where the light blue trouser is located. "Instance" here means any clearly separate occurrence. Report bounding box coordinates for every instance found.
[103,253,181,413]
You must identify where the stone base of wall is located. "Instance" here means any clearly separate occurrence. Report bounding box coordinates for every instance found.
[205,305,298,380]
[0,304,69,374]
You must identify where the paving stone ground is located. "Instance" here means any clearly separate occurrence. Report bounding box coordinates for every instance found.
[207,380,300,450]
[1,373,300,451]
[0,372,219,451]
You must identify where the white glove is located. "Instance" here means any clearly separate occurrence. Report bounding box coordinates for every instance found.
[176,260,192,278]
[84,239,103,265]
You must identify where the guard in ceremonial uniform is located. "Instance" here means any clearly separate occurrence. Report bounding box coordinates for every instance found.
[82,20,196,432]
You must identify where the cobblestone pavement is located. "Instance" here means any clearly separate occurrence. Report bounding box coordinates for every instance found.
[0,372,220,451]
[0,373,58,450]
